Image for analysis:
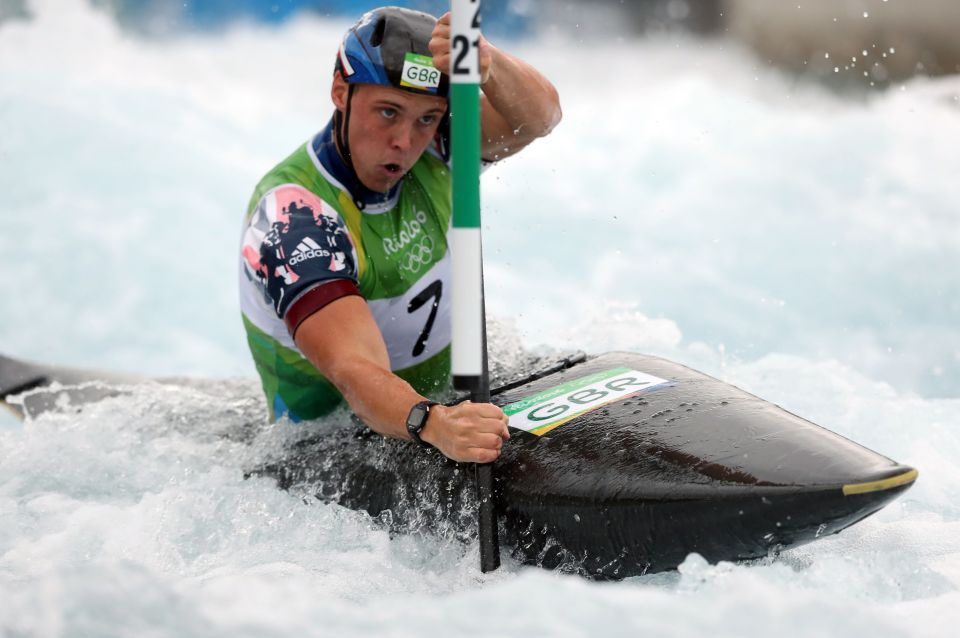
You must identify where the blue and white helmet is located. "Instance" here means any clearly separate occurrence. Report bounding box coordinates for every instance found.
[335,7,449,99]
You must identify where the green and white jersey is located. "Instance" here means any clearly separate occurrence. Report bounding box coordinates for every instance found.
[239,121,452,421]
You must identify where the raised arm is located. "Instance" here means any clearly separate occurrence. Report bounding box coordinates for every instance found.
[294,295,509,463]
[429,12,562,161]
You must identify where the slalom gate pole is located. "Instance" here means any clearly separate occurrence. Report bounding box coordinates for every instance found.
[450,0,499,573]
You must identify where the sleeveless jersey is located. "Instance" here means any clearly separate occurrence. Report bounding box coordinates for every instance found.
[239,121,452,421]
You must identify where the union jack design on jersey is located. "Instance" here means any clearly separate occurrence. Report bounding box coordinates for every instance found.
[241,185,357,317]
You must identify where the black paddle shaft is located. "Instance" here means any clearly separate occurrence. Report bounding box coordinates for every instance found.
[454,269,500,573]
[476,277,499,572]
[453,371,499,573]
[476,338,499,571]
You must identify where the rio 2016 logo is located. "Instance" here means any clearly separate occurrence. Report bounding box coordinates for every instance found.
[400,235,435,274]
[382,211,429,256]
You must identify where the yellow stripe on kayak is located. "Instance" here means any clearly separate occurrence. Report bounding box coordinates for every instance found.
[843,469,918,496]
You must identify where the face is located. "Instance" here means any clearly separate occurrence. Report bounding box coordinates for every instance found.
[332,74,447,193]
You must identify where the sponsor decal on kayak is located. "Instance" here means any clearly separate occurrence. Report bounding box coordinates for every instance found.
[503,367,671,436]
[401,52,441,92]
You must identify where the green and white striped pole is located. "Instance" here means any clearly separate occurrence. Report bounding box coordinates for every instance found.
[450,0,499,573]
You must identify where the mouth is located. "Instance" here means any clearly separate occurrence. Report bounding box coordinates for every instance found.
[382,163,403,176]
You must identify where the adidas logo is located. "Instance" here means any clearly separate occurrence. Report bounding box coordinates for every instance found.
[289,237,331,265]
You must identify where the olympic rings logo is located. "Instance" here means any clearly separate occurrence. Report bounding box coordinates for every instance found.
[400,235,435,274]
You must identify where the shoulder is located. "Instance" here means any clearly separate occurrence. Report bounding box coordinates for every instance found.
[246,140,324,218]
[240,182,361,322]
[250,184,341,226]
[243,185,356,269]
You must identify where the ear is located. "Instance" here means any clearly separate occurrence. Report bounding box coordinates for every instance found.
[331,71,349,112]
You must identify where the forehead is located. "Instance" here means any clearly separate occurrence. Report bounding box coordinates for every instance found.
[356,83,447,112]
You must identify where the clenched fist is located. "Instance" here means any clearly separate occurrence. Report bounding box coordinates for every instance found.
[420,400,510,463]
[428,11,493,84]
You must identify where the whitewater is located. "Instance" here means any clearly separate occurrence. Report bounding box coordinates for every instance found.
[1,2,959,636]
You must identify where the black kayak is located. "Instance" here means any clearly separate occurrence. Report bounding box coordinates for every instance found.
[0,350,917,578]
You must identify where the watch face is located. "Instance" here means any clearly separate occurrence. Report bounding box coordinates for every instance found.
[407,404,428,428]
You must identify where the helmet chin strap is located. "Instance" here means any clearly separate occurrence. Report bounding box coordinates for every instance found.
[333,83,370,211]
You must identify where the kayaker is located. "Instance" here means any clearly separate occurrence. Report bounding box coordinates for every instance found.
[239,6,561,462]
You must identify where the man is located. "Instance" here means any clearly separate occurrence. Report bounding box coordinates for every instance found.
[239,7,561,464]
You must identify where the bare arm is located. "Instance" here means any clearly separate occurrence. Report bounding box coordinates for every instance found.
[293,294,509,462]
[429,12,562,161]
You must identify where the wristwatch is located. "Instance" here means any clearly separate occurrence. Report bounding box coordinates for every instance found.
[405,400,438,448]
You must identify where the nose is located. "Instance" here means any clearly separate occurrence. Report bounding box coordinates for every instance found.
[389,122,415,153]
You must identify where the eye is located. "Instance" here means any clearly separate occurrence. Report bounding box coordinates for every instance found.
[419,114,437,126]
[380,107,397,119]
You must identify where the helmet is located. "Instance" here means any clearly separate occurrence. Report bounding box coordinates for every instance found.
[335,7,449,99]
